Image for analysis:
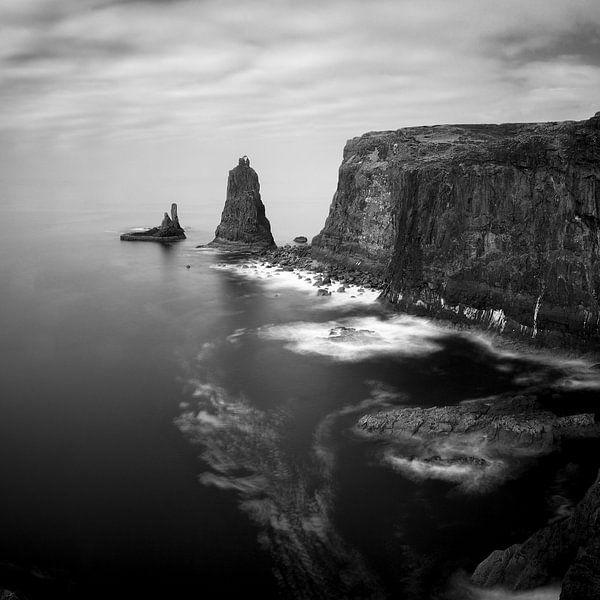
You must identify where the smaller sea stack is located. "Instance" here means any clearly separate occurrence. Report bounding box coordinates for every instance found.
[120,203,186,242]
[209,156,275,248]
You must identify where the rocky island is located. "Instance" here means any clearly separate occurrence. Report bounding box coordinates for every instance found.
[120,203,185,242]
[208,155,276,249]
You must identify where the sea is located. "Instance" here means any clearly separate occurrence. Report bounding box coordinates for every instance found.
[1,200,599,600]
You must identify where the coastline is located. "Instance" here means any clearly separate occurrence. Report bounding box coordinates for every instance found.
[226,241,600,597]
[246,244,600,363]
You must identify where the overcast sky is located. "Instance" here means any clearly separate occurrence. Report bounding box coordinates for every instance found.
[1,0,600,238]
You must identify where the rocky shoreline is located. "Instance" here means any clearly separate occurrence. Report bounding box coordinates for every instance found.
[186,138,600,597]
[312,113,600,348]
[259,243,387,291]
[357,393,600,598]
[472,469,600,600]
[231,242,600,597]
[255,244,600,361]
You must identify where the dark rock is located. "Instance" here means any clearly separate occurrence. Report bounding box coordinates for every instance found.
[293,236,308,243]
[358,396,598,453]
[317,288,331,296]
[312,115,600,346]
[561,539,600,600]
[209,156,275,249]
[120,203,186,242]
[328,326,380,343]
[424,454,489,468]
[471,470,600,598]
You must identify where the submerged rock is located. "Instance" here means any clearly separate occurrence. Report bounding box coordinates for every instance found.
[328,326,380,343]
[120,203,185,242]
[293,236,308,244]
[209,156,275,249]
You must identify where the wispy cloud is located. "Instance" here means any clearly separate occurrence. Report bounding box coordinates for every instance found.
[1,0,599,145]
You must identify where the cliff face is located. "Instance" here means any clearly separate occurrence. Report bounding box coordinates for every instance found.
[211,156,275,248]
[313,114,600,344]
[471,469,600,599]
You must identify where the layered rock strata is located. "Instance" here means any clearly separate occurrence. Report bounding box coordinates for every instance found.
[357,396,599,494]
[313,113,600,345]
[209,156,275,249]
[120,203,185,242]
[357,396,598,454]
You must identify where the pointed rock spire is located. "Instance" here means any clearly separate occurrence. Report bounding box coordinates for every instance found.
[210,156,275,248]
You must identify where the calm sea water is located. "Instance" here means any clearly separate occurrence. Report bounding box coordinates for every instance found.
[1,205,599,599]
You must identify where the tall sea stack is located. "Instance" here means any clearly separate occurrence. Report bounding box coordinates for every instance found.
[210,156,275,248]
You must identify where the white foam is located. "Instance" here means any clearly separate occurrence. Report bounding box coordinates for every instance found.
[467,332,600,391]
[382,433,510,491]
[556,371,600,390]
[211,260,381,306]
[175,377,384,597]
[384,451,507,491]
[258,314,443,361]
[465,584,561,600]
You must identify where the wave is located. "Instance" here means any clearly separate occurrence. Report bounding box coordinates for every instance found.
[383,447,508,493]
[258,314,444,361]
[211,260,381,307]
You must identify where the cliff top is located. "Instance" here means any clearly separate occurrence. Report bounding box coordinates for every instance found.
[344,113,600,167]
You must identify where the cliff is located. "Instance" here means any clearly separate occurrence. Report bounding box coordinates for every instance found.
[471,469,600,599]
[210,156,275,249]
[313,114,600,345]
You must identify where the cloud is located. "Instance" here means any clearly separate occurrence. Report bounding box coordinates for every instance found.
[0,0,599,145]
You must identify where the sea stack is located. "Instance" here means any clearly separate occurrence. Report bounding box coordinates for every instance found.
[210,156,275,248]
[120,203,186,242]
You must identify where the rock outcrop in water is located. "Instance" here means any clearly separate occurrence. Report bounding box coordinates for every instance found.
[313,113,600,346]
[120,203,185,242]
[358,396,598,454]
[357,396,599,492]
[472,469,600,599]
[209,156,275,249]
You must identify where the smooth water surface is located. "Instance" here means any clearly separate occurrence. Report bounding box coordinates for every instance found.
[1,205,599,599]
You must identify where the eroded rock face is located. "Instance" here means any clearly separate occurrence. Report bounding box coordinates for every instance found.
[358,396,597,451]
[471,470,600,599]
[313,114,600,345]
[357,396,599,492]
[210,156,275,248]
[120,203,185,242]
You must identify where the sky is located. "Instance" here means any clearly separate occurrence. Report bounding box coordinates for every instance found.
[1,0,600,239]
